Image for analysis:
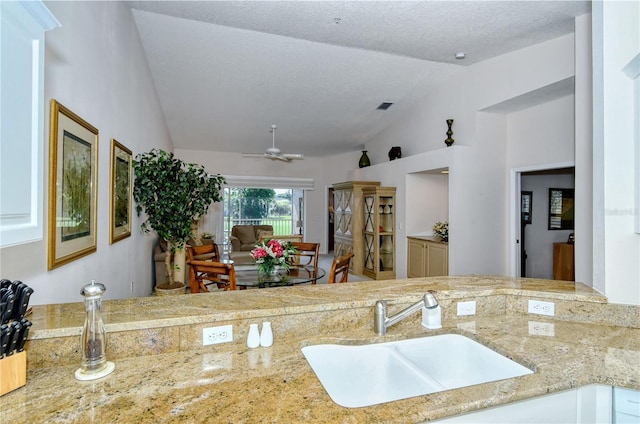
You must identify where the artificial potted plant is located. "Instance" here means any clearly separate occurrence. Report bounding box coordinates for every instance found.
[133,149,225,292]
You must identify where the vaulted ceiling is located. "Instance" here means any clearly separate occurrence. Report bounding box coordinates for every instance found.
[129,1,590,158]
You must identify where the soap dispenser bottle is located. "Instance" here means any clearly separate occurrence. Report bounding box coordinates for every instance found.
[75,280,115,380]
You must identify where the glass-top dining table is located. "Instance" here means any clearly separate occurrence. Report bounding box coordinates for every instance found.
[232,264,326,289]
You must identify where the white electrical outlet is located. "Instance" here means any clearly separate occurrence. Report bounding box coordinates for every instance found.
[457,301,476,316]
[528,321,555,336]
[203,324,233,346]
[528,300,555,316]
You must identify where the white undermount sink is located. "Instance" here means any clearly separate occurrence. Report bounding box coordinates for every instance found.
[301,334,534,408]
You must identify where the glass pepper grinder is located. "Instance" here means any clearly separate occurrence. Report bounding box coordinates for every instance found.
[74,280,115,380]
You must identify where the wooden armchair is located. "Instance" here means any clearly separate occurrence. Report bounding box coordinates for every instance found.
[290,242,320,268]
[328,252,354,284]
[186,244,236,292]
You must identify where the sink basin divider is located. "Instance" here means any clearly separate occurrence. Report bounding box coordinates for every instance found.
[388,346,447,391]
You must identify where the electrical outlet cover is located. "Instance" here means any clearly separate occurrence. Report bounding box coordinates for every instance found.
[528,300,555,316]
[203,324,233,346]
[457,301,476,316]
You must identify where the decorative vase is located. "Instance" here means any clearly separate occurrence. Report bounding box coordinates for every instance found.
[444,119,454,147]
[269,268,281,282]
[258,264,281,282]
[358,150,371,168]
[388,146,401,161]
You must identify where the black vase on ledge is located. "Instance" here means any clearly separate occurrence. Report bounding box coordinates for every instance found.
[445,119,455,147]
[359,150,371,168]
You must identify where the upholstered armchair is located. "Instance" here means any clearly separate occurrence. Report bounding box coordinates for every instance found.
[229,225,274,251]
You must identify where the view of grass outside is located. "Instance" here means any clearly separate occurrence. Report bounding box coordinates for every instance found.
[222,187,302,245]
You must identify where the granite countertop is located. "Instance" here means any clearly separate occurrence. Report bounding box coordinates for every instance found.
[1,276,639,423]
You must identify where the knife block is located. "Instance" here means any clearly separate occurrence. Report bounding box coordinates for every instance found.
[0,351,26,396]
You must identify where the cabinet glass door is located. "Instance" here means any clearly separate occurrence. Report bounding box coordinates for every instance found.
[363,195,375,271]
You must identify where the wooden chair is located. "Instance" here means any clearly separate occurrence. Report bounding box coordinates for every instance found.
[187,243,220,262]
[187,259,237,292]
[290,242,320,268]
[186,244,236,292]
[328,252,354,284]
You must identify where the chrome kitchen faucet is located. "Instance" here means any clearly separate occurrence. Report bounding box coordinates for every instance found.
[374,291,441,335]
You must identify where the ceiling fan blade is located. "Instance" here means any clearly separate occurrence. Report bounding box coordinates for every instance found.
[241,153,266,158]
[282,153,304,160]
[271,155,290,162]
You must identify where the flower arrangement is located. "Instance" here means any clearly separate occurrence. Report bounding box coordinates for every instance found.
[251,239,297,276]
[433,221,449,242]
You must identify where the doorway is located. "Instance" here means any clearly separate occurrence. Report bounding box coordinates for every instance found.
[511,163,575,279]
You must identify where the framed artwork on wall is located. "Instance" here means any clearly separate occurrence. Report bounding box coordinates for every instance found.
[48,99,98,269]
[110,139,132,244]
[548,188,574,230]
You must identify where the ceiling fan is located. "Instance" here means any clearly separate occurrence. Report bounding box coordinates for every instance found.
[242,125,304,162]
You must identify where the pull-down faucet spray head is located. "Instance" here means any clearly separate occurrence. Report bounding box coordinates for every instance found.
[374,291,441,335]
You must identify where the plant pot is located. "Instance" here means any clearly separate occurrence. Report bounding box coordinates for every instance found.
[155,282,186,295]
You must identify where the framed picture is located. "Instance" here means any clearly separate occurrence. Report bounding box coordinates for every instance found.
[48,99,98,269]
[548,188,574,230]
[110,139,132,243]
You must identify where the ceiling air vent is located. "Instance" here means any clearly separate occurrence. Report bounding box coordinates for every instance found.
[377,102,393,110]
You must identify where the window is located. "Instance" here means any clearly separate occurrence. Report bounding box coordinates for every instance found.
[222,187,304,246]
[0,1,59,247]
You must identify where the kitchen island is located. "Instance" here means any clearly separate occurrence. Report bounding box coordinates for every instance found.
[1,276,639,423]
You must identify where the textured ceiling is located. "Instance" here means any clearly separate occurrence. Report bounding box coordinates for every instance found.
[129,1,590,157]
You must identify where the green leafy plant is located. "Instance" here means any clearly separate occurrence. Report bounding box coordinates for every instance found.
[133,149,225,288]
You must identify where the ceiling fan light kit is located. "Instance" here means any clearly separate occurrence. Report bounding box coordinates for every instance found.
[242,125,304,162]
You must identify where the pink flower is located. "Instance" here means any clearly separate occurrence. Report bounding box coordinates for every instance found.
[267,239,284,257]
[251,247,267,259]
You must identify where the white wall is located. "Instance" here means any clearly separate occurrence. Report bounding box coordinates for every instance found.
[574,13,594,286]
[0,2,172,305]
[521,174,575,279]
[405,172,449,237]
[363,35,576,165]
[506,96,575,169]
[352,35,576,278]
[592,1,640,305]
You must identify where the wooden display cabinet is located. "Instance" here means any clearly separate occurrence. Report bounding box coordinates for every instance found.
[362,186,396,280]
[333,181,380,275]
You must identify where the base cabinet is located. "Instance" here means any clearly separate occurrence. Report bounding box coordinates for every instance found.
[553,242,575,281]
[431,385,614,424]
[407,237,448,277]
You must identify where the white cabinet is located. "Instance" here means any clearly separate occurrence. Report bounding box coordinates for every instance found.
[431,385,614,424]
[407,236,448,277]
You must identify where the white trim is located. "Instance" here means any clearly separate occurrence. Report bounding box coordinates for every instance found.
[221,175,314,190]
[509,161,575,277]
[623,54,640,234]
[19,1,61,30]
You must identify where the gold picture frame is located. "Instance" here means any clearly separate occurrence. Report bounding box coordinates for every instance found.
[110,139,132,243]
[48,99,98,269]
